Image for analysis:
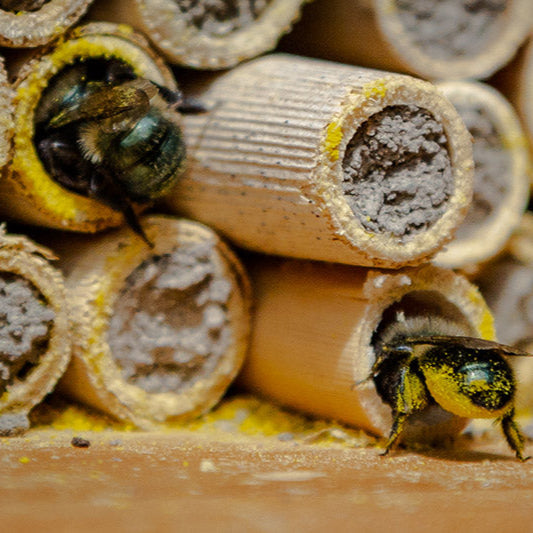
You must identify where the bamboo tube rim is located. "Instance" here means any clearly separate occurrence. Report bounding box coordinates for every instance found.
[0,228,70,419]
[67,216,251,428]
[0,0,93,47]
[5,22,178,232]
[433,81,530,269]
[311,74,473,266]
[375,0,532,80]
[132,0,307,69]
[352,265,495,433]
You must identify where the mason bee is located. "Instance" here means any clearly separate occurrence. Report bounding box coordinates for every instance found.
[369,331,531,461]
[34,58,193,244]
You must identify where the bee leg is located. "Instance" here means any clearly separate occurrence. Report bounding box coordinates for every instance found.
[382,411,408,456]
[501,409,531,462]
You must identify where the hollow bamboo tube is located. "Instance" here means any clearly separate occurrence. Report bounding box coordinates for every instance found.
[165,54,474,269]
[55,215,251,429]
[0,22,178,233]
[0,0,93,47]
[282,0,532,81]
[433,81,530,270]
[88,0,307,69]
[0,227,71,435]
[495,39,533,166]
[474,214,533,412]
[239,258,495,443]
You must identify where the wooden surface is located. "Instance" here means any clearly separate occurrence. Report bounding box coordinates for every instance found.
[2,423,533,532]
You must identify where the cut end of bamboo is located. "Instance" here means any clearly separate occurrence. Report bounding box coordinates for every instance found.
[105,0,308,69]
[170,54,474,268]
[0,22,178,233]
[58,215,251,429]
[0,228,71,435]
[376,0,532,80]
[434,81,530,269]
[0,0,93,47]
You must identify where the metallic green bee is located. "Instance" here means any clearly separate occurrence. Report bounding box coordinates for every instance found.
[34,58,197,244]
[369,334,531,461]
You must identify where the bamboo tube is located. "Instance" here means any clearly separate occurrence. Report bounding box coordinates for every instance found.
[495,38,533,164]
[0,227,70,435]
[0,22,179,234]
[282,0,532,81]
[239,258,495,443]
[433,81,530,270]
[165,54,474,268]
[54,215,251,429]
[475,214,533,411]
[88,0,307,69]
[0,0,93,47]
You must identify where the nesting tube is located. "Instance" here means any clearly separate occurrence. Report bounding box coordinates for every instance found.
[166,54,474,268]
[433,81,530,270]
[55,215,251,429]
[88,0,307,69]
[0,0,93,47]
[239,259,495,443]
[475,214,533,411]
[0,228,71,435]
[0,22,179,233]
[496,39,533,162]
[283,0,532,81]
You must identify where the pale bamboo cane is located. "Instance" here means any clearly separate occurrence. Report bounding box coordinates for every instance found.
[433,81,530,270]
[0,227,70,435]
[239,259,495,443]
[282,0,532,81]
[88,0,308,69]
[165,53,474,268]
[54,215,251,429]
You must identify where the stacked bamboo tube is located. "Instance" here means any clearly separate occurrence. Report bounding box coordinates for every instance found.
[0,0,530,449]
[0,0,94,47]
[0,227,71,435]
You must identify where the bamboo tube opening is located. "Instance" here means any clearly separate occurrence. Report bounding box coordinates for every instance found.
[393,0,508,62]
[433,82,529,269]
[342,104,453,241]
[0,0,93,47]
[377,0,530,79]
[88,0,306,69]
[57,215,251,428]
[107,241,235,395]
[0,230,71,436]
[0,23,178,233]
[0,272,55,394]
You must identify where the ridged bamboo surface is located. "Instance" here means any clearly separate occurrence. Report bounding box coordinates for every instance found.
[167,54,474,268]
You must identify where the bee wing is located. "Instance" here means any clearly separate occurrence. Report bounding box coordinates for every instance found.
[403,335,532,357]
[49,83,151,129]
